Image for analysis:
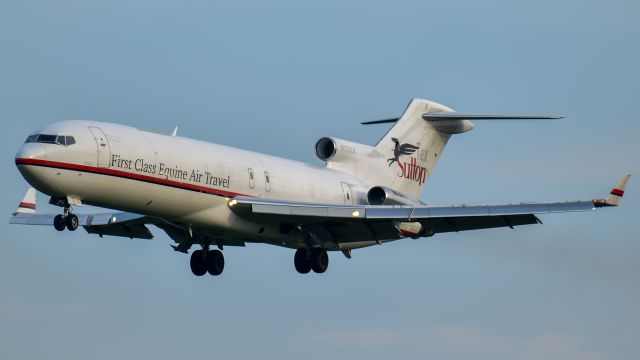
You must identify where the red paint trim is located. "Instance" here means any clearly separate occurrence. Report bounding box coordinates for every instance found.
[399,229,419,237]
[18,202,36,209]
[16,158,247,198]
[611,188,624,197]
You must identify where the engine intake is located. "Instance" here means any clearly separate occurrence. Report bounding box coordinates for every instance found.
[367,186,423,206]
[314,137,373,163]
[315,137,336,161]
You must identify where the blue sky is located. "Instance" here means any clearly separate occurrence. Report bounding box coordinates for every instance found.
[1,0,639,359]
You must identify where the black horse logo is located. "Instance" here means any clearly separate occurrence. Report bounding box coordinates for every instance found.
[387,138,419,167]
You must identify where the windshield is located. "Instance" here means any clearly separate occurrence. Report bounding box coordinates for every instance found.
[25,134,76,146]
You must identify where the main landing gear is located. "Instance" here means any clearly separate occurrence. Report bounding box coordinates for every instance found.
[53,205,79,232]
[294,248,329,274]
[190,248,225,276]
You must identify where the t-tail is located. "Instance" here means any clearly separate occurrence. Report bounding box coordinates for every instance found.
[366,99,472,198]
[315,98,561,202]
[361,99,561,198]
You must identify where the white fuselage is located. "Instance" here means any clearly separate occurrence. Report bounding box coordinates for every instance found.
[16,121,372,247]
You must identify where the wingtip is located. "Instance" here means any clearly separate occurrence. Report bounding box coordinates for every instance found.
[603,173,631,206]
[15,187,37,214]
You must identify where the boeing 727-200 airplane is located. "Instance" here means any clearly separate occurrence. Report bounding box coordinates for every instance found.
[10,99,630,277]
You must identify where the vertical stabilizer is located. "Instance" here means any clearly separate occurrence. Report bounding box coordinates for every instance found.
[368,99,472,198]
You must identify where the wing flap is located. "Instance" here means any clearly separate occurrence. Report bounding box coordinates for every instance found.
[424,214,540,234]
[84,222,153,239]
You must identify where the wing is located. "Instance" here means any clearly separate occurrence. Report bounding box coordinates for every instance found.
[228,174,630,247]
[10,187,155,239]
[11,210,155,239]
[9,188,242,252]
[398,143,419,156]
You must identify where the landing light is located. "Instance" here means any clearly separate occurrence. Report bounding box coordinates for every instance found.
[352,210,360,217]
[228,199,238,207]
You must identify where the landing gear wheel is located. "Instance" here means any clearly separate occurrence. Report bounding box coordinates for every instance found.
[294,248,311,274]
[190,249,207,276]
[65,214,79,231]
[206,250,225,276]
[54,215,66,231]
[310,248,329,273]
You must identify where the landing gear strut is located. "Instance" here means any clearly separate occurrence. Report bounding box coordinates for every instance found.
[294,248,329,274]
[53,204,78,232]
[190,248,225,277]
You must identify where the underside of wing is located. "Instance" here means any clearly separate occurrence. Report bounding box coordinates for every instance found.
[83,213,154,239]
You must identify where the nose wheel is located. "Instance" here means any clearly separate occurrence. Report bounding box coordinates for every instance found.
[65,214,79,231]
[53,214,66,231]
[53,206,79,232]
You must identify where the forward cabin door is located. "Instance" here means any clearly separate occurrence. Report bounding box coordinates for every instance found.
[341,182,353,205]
[88,126,111,168]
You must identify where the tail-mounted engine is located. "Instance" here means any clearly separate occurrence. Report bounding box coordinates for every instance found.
[315,137,373,163]
[315,137,374,176]
[367,186,423,206]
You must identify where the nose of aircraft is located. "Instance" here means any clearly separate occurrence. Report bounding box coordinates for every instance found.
[15,143,47,162]
[15,143,51,193]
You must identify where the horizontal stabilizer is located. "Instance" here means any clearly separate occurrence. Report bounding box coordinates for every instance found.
[362,113,561,125]
[361,118,400,125]
[422,113,563,121]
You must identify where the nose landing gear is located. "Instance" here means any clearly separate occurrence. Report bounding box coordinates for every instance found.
[53,204,79,231]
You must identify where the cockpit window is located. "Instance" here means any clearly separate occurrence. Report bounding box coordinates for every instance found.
[37,134,58,144]
[25,134,76,146]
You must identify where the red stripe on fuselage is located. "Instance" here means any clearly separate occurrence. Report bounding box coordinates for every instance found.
[611,188,624,197]
[18,202,36,209]
[15,158,247,198]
